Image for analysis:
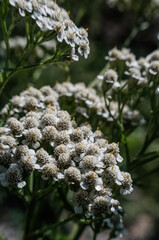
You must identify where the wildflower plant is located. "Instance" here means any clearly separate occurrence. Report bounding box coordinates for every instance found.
[0,0,159,240]
[0,85,133,239]
[0,0,90,93]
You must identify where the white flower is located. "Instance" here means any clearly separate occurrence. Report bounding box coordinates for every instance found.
[0,84,133,232]
[23,128,42,149]
[70,48,79,62]
[0,163,26,188]
[64,29,76,47]
[53,21,64,42]
[78,40,90,59]
[10,0,32,17]
[9,0,90,61]
[36,16,53,31]
[101,69,120,92]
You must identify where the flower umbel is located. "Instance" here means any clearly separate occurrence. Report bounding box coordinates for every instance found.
[0,84,133,237]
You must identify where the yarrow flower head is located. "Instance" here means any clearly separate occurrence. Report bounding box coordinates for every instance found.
[52,81,144,125]
[98,69,120,92]
[9,0,90,60]
[0,84,133,236]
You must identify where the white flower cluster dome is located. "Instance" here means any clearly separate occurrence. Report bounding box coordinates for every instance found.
[9,0,90,60]
[1,82,144,127]
[54,81,144,125]
[105,47,159,87]
[0,85,133,234]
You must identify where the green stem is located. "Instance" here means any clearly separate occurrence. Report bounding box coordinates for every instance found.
[0,42,31,95]
[135,166,159,182]
[30,214,78,238]
[22,180,56,239]
[104,95,116,124]
[123,0,145,48]
[0,3,10,69]
[138,119,155,157]
[0,52,62,95]
[57,186,74,213]
[104,90,130,168]
[117,88,130,169]
[89,63,109,88]
[8,15,26,36]
[33,184,56,202]
[1,19,10,69]
[130,154,159,170]
[72,224,86,240]
[123,23,140,47]
[0,5,10,94]
[93,232,97,240]
[124,136,131,170]
[29,172,34,193]
[25,20,30,44]
[23,199,35,240]
[8,58,58,73]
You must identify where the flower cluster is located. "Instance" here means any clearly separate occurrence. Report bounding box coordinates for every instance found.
[54,81,144,126]
[0,85,133,235]
[93,47,159,129]
[54,82,109,119]
[103,47,159,91]
[9,0,90,60]
[1,86,60,117]
[1,82,143,126]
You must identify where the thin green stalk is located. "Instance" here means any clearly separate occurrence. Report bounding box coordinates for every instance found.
[30,214,78,238]
[72,224,86,240]
[22,179,56,239]
[138,72,159,157]
[23,199,35,240]
[0,5,10,94]
[29,172,34,193]
[123,0,146,48]
[0,1,9,67]
[138,115,156,158]
[123,22,140,47]
[0,43,31,94]
[33,184,56,202]
[130,154,159,171]
[117,88,131,169]
[104,89,130,168]
[8,15,27,36]
[69,225,78,239]
[25,20,30,44]
[104,95,116,124]
[1,19,10,69]
[89,63,110,88]
[140,151,159,158]
[57,186,74,213]
[93,232,97,240]
[135,166,159,182]
[0,49,63,95]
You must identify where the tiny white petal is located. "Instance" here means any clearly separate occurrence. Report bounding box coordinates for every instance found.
[19,8,25,17]
[17,181,26,188]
